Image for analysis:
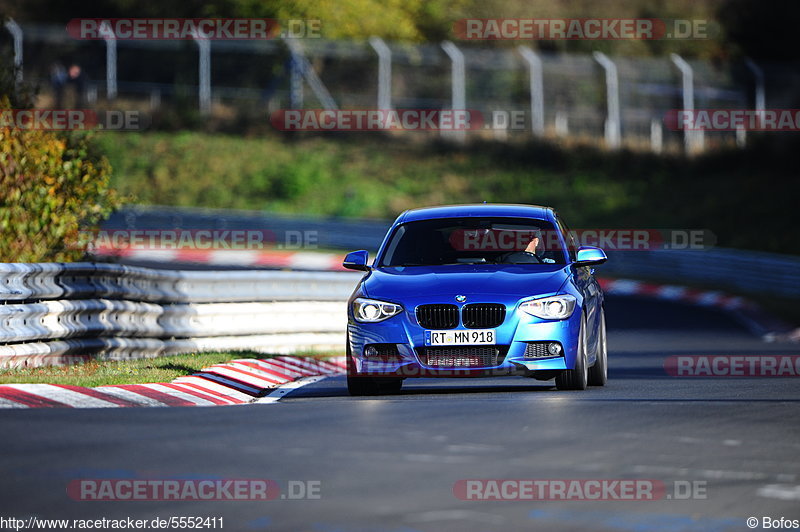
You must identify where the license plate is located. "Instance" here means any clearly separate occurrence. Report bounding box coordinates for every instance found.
[425,329,496,346]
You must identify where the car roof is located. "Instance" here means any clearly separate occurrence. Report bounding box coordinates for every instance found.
[397,203,554,224]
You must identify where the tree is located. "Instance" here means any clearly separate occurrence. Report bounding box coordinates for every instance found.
[0,47,120,263]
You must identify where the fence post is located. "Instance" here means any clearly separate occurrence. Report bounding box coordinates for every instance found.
[289,52,304,108]
[99,22,117,100]
[518,46,544,136]
[441,40,466,143]
[670,53,704,154]
[191,29,211,115]
[555,111,569,137]
[593,51,621,149]
[369,36,392,110]
[4,19,23,83]
[650,118,663,154]
[745,57,765,132]
[283,37,338,110]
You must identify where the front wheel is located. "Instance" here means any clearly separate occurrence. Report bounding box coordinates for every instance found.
[555,314,588,391]
[347,375,403,396]
[587,310,608,386]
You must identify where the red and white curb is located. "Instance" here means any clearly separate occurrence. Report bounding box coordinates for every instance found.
[92,246,347,271]
[598,278,798,341]
[0,356,345,409]
[597,278,754,311]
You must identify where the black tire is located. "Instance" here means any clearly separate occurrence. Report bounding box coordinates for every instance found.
[587,310,608,386]
[347,374,381,396]
[555,314,588,391]
[347,375,402,396]
[377,377,403,394]
[346,341,402,396]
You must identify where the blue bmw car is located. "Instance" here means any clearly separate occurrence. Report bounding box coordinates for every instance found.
[342,204,608,396]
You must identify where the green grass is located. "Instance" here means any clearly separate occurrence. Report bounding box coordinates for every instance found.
[97,131,800,255]
[0,350,343,388]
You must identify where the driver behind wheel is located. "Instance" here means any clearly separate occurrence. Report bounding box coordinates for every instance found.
[496,229,557,264]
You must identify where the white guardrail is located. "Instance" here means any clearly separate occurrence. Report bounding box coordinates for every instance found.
[0,263,362,369]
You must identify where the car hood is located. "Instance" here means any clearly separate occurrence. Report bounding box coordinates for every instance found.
[362,265,569,299]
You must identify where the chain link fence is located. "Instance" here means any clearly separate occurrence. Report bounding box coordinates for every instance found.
[4,22,800,151]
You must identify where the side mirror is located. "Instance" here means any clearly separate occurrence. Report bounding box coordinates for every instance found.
[343,250,371,271]
[574,246,607,267]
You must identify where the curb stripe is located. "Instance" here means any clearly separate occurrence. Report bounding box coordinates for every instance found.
[10,384,120,408]
[0,386,72,408]
[203,365,285,387]
[110,384,199,407]
[276,356,321,372]
[51,385,142,407]
[171,376,252,402]
[0,396,29,408]
[272,357,317,375]
[97,386,169,407]
[169,380,245,404]
[228,360,295,381]
[193,373,263,396]
[225,362,292,383]
[144,383,218,406]
[202,366,279,389]
[254,359,307,378]
[158,383,232,406]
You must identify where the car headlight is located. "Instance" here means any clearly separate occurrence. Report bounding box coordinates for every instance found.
[353,298,403,323]
[519,295,577,320]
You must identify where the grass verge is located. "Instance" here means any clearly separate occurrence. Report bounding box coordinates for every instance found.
[0,350,344,388]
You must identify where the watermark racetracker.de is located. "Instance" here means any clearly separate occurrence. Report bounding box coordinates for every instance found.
[270,109,484,131]
[81,229,320,251]
[453,18,715,40]
[67,478,322,501]
[67,18,321,39]
[0,109,147,131]
[665,356,800,377]
[453,479,708,500]
[665,109,800,131]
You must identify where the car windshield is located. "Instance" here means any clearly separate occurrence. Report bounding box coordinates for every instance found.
[380,217,566,267]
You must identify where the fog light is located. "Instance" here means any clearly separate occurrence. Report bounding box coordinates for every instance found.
[364,346,379,357]
[548,342,563,356]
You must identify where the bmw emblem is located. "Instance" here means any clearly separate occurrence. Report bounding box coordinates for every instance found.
[455,295,467,303]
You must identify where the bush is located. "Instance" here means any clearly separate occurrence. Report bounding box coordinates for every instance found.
[0,97,120,262]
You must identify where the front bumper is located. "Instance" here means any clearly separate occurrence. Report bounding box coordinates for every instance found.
[348,304,582,378]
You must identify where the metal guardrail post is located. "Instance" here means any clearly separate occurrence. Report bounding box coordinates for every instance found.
[440,40,466,143]
[369,36,392,110]
[191,29,212,115]
[518,46,545,136]
[4,19,23,83]
[593,51,621,149]
[99,22,117,100]
[670,53,704,154]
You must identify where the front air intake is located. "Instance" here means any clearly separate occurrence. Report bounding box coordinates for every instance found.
[462,303,506,328]
[416,304,459,329]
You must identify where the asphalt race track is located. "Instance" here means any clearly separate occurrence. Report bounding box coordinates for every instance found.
[2,295,799,532]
